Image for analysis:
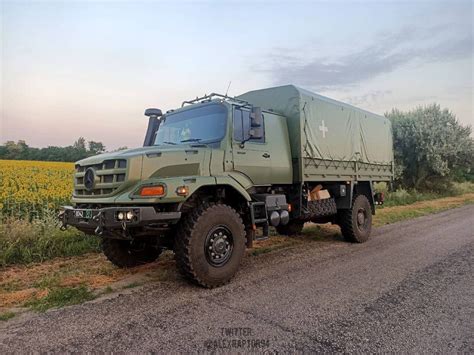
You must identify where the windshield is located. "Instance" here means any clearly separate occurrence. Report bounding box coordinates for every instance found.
[154,104,227,146]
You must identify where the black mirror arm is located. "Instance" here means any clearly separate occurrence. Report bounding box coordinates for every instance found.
[239,136,252,149]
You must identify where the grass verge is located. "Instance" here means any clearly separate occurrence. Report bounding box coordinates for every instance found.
[375,181,474,207]
[374,193,474,226]
[24,285,95,312]
[0,252,178,314]
[0,213,100,267]
[0,311,15,321]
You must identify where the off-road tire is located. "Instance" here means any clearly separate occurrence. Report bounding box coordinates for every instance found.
[101,238,162,268]
[337,194,372,243]
[276,220,305,236]
[307,198,337,218]
[174,203,246,288]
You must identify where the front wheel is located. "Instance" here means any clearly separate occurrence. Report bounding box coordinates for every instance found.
[337,194,372,243]
[174,203,246,288]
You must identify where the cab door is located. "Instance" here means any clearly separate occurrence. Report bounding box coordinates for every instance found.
[231,107,271,185]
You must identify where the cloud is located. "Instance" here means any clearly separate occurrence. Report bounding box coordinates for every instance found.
[342,90,393,107]
[261,25,473,91]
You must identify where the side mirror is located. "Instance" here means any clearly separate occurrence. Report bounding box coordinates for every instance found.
[145,108,163,118]
[250,107,262,127]
[239,107,264,148]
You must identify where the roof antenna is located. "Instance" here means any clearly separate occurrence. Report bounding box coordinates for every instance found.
[225,81,232,97]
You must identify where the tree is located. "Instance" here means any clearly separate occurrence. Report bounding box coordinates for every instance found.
[73,137,87,150]
[88,141,106,155]
[386,104,473,191]
[2,140,29,160]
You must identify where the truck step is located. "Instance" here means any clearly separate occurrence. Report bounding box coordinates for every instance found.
[254,223,269,241]
[249,201,268,225]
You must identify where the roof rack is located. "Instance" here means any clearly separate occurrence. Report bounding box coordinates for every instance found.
[181,93,251,108]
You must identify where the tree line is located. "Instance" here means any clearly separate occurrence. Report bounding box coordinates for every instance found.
[0,137,121,162]
[1,104,472,191]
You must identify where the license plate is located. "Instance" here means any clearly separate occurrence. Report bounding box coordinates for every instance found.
[74,210,93,219]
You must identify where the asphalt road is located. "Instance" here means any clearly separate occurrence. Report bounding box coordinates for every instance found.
[1,205,473,353]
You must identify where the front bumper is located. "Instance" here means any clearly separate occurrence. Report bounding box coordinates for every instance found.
[59,206,181,235]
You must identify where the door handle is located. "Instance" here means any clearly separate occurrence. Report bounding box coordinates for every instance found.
[236,151,246,155]
[262,153,270,158]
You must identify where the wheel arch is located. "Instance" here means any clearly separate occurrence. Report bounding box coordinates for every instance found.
[186,176,251,203]
[179,177,251,214]
[188,184,250,204]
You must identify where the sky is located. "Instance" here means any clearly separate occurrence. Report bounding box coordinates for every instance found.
[1,0,473,150]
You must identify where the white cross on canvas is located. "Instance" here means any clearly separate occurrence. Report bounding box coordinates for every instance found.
[319,120,328,138]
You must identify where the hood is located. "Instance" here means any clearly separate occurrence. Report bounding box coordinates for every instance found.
[76,145,211,180]
[76,146,171,166]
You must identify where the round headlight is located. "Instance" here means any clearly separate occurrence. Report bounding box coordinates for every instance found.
[126,211,134,220]
[117,212,124,220]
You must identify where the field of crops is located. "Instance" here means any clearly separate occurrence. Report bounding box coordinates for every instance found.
[0,160,75,219]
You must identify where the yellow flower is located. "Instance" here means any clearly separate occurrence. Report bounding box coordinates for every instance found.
[0,160,74,217]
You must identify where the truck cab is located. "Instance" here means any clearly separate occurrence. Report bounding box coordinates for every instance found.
[60,87,393,288]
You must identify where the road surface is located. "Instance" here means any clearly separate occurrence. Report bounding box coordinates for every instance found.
[1,205,473,352]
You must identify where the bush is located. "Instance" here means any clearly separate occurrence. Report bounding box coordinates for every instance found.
[450,181,474,195]
[386,104,473,191]
[383,188,439,207]
[376,181,474,207]
[0,211,100,266]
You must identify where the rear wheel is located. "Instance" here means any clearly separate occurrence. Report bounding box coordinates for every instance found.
[276,220,305,236]
[102,238,162,268]
[337,194,372,243]
[174,203,246,288]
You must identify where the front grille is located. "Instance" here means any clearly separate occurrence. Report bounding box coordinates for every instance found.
[74,159,127,197]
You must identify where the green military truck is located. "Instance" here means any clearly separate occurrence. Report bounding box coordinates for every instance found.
[60,85,393,287]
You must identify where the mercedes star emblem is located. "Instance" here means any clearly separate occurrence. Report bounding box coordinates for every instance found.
[84,168,96,191]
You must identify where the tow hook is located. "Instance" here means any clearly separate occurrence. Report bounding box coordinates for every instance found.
[94,226,104,236]
[58,210,68,231]
[93,211,105,236]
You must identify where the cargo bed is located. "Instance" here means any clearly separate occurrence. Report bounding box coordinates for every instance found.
[238,85,394,183]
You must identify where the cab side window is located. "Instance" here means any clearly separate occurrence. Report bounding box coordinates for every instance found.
[233,108,265,143]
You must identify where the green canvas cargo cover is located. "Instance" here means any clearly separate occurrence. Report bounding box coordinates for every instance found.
[238,85,394,183]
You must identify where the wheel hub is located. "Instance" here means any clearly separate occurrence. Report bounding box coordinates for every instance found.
[205,226,233,267]
[356,208,367,230]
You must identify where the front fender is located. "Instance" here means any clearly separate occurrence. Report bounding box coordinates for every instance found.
[114,175,252,204]
[214,175,252,201]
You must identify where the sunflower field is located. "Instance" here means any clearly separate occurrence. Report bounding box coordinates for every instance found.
[0,160,75,219]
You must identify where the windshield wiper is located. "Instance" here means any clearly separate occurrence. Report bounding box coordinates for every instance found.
[180,138,202,143]
[162,141,177,145]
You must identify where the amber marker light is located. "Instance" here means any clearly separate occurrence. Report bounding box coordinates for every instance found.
[176,186,189,196]
[140,185,165,196]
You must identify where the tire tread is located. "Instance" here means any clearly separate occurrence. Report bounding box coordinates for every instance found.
[337,194,372,243]
[174,203,245,288]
